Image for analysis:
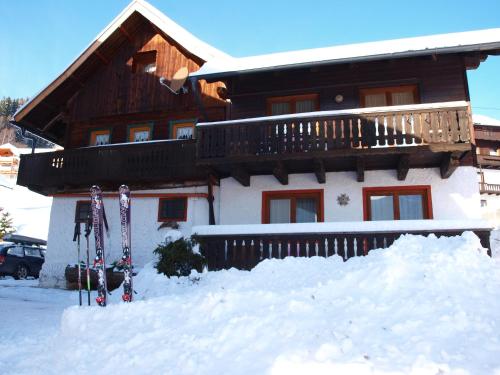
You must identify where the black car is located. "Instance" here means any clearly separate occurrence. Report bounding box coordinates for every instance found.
[0,235,47,279]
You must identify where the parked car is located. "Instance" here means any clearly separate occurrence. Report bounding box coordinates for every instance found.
[0,235,47,279]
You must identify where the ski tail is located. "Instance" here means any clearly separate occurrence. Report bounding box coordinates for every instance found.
[90,185,108,307]
[119,184,133,302]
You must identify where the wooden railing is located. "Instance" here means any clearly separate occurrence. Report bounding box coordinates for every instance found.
[17,140,206,194]
[479,182,500,195]
[196,102,472,161]
[194,221,491,271]
[477,154,500,168]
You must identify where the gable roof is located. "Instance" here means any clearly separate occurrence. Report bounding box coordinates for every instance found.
[192,28,500,79]
[13,0,229,125]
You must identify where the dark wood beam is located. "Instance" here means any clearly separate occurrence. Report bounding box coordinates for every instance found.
[119,25,133,43]
[397,154,410,181]
[231,166,250,187]
[314,159,325,183]
[356,157,365,182]
[207,176,216,225]
[273,161,288,185]
[94,50,110,65]
[440,152,461,179]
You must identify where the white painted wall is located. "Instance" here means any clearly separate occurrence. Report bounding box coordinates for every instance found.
[479,169,500,228]
[39,186,213,288]
[219,166,481,224]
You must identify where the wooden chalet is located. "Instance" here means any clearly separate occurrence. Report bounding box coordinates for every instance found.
[12,0,500,283]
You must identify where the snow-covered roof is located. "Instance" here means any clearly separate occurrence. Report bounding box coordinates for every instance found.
[192,28,500,78]
[14,0,230,123]
[473,114,500,127]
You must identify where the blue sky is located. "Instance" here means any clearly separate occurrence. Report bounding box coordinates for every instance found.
[1,0,499,118]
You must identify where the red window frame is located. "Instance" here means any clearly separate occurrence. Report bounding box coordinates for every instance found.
[262,189,324,224]
[266,94,319,115]
[359,84,420,107]
[363,185,433,221]
[158,197,188,222]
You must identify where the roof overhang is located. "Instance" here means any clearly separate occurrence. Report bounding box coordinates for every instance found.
[191,28,500,80]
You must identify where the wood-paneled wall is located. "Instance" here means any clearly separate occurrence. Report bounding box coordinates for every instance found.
[225,55,468,119]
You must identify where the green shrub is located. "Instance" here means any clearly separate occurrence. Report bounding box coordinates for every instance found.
[153,236,206,277]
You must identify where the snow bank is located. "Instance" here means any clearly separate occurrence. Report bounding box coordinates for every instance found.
[3,232,500,375]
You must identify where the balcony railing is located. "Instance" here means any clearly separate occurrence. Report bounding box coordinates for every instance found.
[479,182,500,195]
[193,220,492,271]
[17,140,207,195]
[196,101,472,163]
[477,154,500,168]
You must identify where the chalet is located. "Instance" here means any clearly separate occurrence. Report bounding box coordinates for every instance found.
[12,0,500,286]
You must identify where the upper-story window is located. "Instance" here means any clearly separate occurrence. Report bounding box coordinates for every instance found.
[360,85,419,107]
[172,120,196,140]
[267,94,319,116]
[128,124,153,142]
[132,51,157,74]
[90,129,111,146]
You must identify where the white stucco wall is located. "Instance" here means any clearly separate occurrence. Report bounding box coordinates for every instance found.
[219,166,481,224]
[40,186,214,288]
[479,169,500,228]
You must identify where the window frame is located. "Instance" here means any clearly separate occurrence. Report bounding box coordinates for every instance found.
[132,50,157,74]
[89,128,112,146]
[266,94,319,115]
[158,197,188,222]
[127,123,154,143]
[359,84,420,108]
[363,185,433,221]
[170,119,197,140]
[262,189,324,224]
[75,200,92,224]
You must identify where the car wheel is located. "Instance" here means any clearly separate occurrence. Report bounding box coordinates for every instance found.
[14,264,29,280]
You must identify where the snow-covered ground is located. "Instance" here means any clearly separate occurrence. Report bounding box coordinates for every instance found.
[1,232,500,374]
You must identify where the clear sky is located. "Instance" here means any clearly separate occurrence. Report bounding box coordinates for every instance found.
[1,0,499,118]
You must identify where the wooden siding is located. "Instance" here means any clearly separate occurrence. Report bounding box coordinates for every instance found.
[65,20,226,148]
[224,55,468,120]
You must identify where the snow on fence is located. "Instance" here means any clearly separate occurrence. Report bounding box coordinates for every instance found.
[192,220,492,271]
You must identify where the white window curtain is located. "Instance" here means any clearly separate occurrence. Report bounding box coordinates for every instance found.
[269,199,290,223]
[399,195,424,220]
[296,99,315,113]
[271,102,291,116]
[176,126,193,139]
[95,134,109,146]
[391,91,415,106]
[364,93,387,107]
[370,195,394,220]
[296,198,317,223]
[134,130,150,142]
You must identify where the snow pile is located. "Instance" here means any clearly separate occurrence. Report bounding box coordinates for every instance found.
[3,232,500,374]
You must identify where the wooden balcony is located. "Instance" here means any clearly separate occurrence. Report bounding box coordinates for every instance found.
[193,220,492,271]
[196,102,473,185]
[477,154,500,168]
[479,182,500,195]
[17,140,208,195]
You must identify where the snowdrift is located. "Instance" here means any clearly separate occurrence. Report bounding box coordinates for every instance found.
[4,232,500,375]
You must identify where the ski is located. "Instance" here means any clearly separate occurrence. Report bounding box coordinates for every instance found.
[90,185,108,307]
[119,185,133,302]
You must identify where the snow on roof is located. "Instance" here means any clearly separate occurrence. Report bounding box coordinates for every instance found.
[14,0,230,122]
[192,28,500,78]
[473,114,500,127]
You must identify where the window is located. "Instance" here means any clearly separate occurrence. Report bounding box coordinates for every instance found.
[172,121,195,140]
[90,129,111,146]
[363,186,432,221]
[128,125,153,143]
[24,247,43,258]
[7,246,24,257]
[158,197,188,222]
[267,94,319,116]
[360,85,419,107]
[481,199,488,207]
[262,190,324,224]
[75,201,92,223]
[132,51,157,74]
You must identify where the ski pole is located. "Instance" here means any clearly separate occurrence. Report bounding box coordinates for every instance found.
[85,217,92,306]
[73,222,82,306]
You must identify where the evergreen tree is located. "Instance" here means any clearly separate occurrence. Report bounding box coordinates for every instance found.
[0,207,16,240]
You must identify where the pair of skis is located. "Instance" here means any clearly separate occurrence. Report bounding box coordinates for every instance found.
[91,185,133,307]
